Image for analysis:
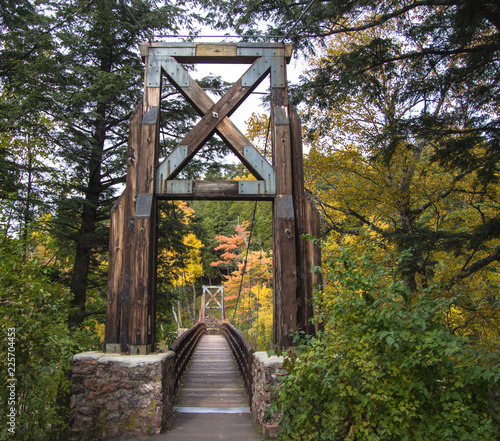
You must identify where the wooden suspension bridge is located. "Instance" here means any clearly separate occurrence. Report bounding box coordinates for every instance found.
[105,322,270,440]
[76,41,323,440]
[103,41,322,355]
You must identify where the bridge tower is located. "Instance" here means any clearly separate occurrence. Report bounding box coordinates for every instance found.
[104,42,321,354]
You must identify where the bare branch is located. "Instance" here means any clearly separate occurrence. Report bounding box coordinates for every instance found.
[455,245,500,281]
[309,1,456,36]
[315,198,387,236]
[411,170,469,217]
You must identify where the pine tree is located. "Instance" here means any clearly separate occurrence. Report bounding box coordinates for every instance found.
[1,0,206,329]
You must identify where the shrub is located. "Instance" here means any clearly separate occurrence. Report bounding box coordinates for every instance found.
[0,237,99,440]
[276,242,500,440]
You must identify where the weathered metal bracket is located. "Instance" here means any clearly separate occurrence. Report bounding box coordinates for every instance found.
[238,145,276,195]
[238,46,286,88]
[238,180,267,195]
[142,106,159,125]
[277,194,295,220]
[129,344,153,355]
[105,343,121,353]
[160,58,191,87]
[147,46,195,87]
[241,56,272,87]
[274,106,290,126]
[164,180,193,195]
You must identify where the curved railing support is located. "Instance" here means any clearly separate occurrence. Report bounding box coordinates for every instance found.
[219,322,254,406]
[170,322,207,393]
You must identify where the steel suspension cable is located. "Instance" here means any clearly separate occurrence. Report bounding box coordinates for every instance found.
[231,117,272,324]
[231,203,258,323]
[283,0,318,41]
[118,0,153,43]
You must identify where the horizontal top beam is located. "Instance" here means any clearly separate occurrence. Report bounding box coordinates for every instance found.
[156,180,275,201]
[139,42,293,64]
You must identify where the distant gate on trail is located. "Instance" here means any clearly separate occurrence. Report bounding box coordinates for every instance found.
[104,42,321,354]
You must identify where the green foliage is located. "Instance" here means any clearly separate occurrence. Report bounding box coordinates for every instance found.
[1,0,209,331]
[0,236,100,440]
[192,199,273,276]
[275,240,500,441]
[295,25,500,345]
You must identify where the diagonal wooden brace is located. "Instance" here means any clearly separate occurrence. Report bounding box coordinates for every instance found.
[155,57,273,185]
[169,72,261,172]
[206,289,222,308]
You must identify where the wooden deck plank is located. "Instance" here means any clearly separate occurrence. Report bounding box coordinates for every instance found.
[174,334,250,411]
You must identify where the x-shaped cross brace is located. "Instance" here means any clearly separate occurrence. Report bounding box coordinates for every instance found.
[152,50,278,195]
[204,286,223,309]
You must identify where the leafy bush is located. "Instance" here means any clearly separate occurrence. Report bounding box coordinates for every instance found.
[276,241,500,440]
[0,237,100,440]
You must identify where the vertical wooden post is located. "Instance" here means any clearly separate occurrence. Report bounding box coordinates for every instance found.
[271,71,322,348]
[105,102,143,353]
[128,55,161,354]
[104,52,160,354]
[289,104,322,336]
[271,85,299,348]
[104,193,124,350]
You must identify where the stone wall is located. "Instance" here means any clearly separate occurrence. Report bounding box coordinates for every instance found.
[69,351,175,440]
[251,352,286,438]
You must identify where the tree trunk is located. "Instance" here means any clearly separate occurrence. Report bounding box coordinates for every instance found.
[68,101,106,330]
[177,299,183,329]
[22,133,32,256]
[185,293,193,324]
[172,304,180,329]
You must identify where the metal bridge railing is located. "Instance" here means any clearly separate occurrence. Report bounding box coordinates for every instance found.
[170,322,207,394]
[219,322,254,406]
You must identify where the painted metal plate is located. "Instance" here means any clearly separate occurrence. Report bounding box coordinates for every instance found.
[277,194,295,220]
[135,193,153,218]
[142,106,159,125]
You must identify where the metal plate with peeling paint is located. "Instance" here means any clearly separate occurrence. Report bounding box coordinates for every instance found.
[165,180,193,194]
[135,193,153,218]
[274,106,289,125]
[155,145,189,190]
[277,194,295,220]
[142,106,159,125]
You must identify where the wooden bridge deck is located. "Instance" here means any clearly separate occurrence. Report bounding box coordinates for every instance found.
[110,334,262,440]
[174,334,250,413]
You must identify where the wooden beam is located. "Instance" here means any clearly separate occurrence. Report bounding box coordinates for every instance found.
[139,42,293,64]
[304,194,322,335]
[117,101,144,353]
[195,43,237,59]
[157,181,274,201]
[125,56,162,353]
[172,72,268,180]
[271,86,299,349]
[104,191,125,346]
[289,103,321,336]
[176,77,252,158]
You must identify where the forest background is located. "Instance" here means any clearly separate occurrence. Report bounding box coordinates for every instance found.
[1,0,499,439]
